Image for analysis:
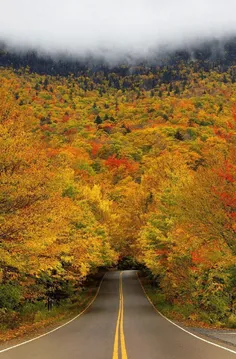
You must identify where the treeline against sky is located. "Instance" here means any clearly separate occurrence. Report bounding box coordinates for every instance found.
[0,37,236,75]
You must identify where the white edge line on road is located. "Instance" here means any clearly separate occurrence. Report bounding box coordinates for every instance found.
[0,274,105,354]
[137,272,236,355]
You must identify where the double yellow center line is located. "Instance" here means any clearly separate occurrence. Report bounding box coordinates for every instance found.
[112,271,128,359]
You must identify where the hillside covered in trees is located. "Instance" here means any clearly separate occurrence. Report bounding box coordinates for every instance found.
[0,46,236,333]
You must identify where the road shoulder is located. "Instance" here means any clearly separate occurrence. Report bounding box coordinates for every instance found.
[138,273,236,349]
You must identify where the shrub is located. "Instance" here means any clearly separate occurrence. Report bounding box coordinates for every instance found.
[0,309,21,330]
[20,301,46,321]
[227,314,236,328]
[0,284,22,310]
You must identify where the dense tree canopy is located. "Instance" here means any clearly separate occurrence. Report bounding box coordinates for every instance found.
[0,55,235,327]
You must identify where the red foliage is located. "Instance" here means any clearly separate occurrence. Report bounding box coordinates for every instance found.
[232,106,236,121]
[105,155,138,172]
[85,125,94,131]
[91,142,102,156]
[99,124,114,134]
[64,128,77,136]
[62,114,70,123]
[218,161,236,183]
[230,212,236,220]
[191,251,203,264]
[156,249,168,256]
[47,148,60,158]
[213,127,232,140]
[41,125,54,132]
[227,121,235,129]
[219,192,236,208]
[191,249,213,267]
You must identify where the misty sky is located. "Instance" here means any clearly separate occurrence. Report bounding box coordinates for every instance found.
[1,0,236,59]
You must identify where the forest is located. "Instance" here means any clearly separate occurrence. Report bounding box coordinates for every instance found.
[0,44,236,336]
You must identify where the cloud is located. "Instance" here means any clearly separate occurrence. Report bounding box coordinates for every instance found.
[1,0,236,60]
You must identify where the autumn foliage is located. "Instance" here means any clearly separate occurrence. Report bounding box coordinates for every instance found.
[0,61,235,329]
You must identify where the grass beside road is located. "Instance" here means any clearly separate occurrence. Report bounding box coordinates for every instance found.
[139,273,236,330]
[0,273,104,344]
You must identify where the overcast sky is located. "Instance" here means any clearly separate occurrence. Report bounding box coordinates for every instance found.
[1,0,236,59]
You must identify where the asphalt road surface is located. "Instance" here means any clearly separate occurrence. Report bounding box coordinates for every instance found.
[0,270,235,359]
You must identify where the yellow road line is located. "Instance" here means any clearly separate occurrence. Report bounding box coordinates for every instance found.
[112,272,128,359]
[112,278,122,359]
[120,274,128,359]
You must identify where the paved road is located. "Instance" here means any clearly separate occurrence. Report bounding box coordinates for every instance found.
[0,270,235,359]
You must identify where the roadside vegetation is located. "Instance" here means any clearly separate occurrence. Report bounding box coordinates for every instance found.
[0,272,103,342]
[140,270,236,329]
